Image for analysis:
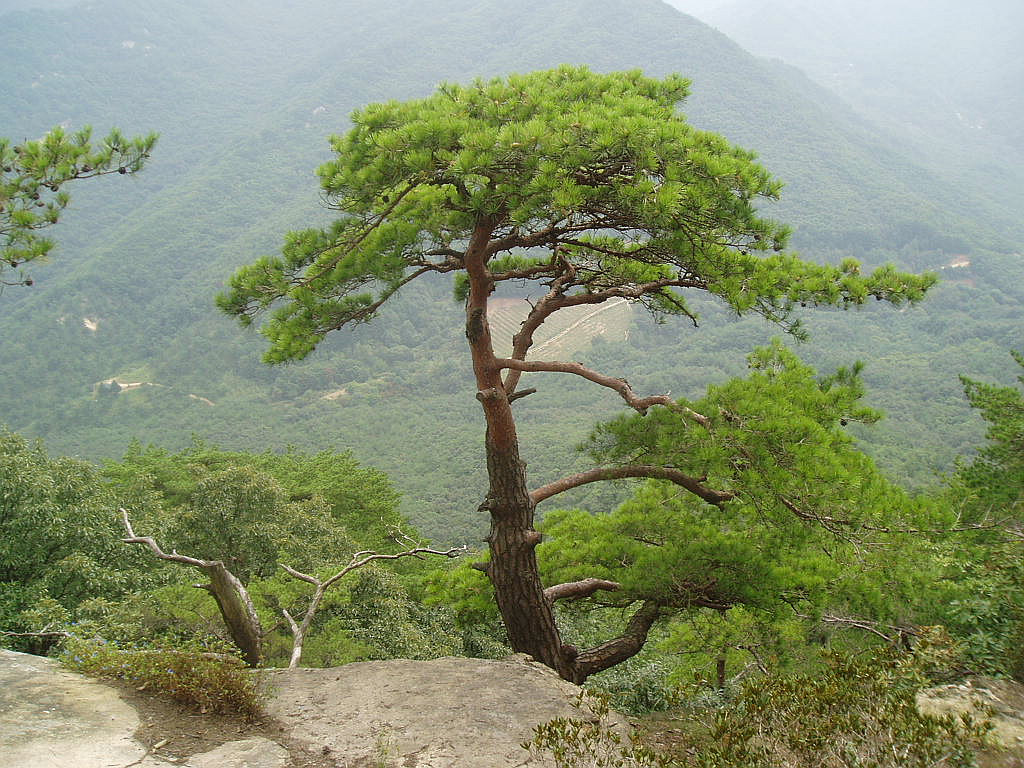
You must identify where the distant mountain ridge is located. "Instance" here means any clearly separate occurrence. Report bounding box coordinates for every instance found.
[666,0,1024,218]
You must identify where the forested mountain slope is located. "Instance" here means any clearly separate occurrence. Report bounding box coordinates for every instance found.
[1,0,1019,541]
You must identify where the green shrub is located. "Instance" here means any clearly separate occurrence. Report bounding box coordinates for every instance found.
[61,637,264,717]
[525,693,671,768]
[693,631,992,768]
[529,631,992,768]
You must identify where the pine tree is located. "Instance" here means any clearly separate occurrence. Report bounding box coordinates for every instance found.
[219,66,935,681]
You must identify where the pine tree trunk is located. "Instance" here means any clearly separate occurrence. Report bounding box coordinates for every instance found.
[479,399,573,679]
[464,220,574,681]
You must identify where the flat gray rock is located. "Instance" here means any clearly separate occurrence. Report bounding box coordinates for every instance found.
[0,648,149,768]
[262,655,614,767]
[0,650,617,768]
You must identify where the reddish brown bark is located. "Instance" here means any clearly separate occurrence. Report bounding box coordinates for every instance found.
[531,465,734,507]
[573,601,663,684]
[544,578,621,603]
[463,225,699,684]
[464,220,577,680]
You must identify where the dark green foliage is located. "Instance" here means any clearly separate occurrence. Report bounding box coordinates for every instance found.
[166,466,324,583]
[93,439,495,667]
[934,541,1024,678]
[0,429,162,649]
[957,350,1024,519]
[919,351,1024,677]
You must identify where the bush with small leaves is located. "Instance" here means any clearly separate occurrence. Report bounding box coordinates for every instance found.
[692,630,992,768]
[525,693,673,768]
[61,637,264,717]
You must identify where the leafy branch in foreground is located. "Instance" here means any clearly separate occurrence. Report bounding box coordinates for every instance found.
[1,125,157,287]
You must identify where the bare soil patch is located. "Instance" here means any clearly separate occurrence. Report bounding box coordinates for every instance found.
[110,678,333,768]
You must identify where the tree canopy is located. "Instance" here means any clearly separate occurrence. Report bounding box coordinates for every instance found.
[219,65,933,360]
[537,346,936,672]
[0,125,156,287]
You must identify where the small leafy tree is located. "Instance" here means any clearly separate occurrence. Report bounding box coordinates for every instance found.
[220,66,934,681]
[0,429,161,652]
[1,126,156,287]
[957,350,1024,520]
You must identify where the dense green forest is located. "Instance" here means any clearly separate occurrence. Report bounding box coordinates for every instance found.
[2,1,1023,763]
[0,0,1020,541]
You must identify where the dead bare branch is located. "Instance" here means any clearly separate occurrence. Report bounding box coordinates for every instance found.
[120,509,264,666]
[495,358,710,425]
[279,542,466,668]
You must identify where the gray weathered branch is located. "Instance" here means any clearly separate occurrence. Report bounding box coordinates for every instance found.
[544,578,621,603]
[279,542,466,668]
[495,357,710,427]
[120,509,264,666]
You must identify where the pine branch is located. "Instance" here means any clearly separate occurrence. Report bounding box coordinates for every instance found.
[531,465,733,507]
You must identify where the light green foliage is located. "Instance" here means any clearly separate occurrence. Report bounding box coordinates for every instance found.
[660,607,808,691]
[0,429,162,649]
[421,559,510,659]
[98,440,491,667]
[541,345,927,615]
[70,587,226,649]
[166,465,354,584]
[219,66,934,362]
[423,558,501,629]
[583,342,904,530]
[534,345,955,688]
[0,126,156,286]
[338,568,465,660]
[105,441,404,554]
[62,637,264,717]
